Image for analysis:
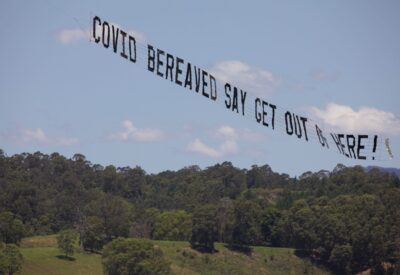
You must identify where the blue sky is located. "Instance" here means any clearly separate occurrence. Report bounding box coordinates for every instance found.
[1,0,399,176]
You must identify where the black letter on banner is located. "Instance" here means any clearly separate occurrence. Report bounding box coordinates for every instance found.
[346,135,356,159]
[240,90,246,115]
[372,135,378,160]
[357,135,368,160]
[255,98,261,123]
[111,25,119,53]
[270,104,276,130]
[210,75,217,101]
[184,62,192,89]
[331,133,344,154]
[92,16,101,43]
[128,36,136,63]
[175,57,184,86]
[225,83,232,109]
[156,49,165,77]
[147,45,155,72]
[316,125,329,148]
[165,54,174,82]
[300,117,308,141]
[338,134,349,157]
[262,101,269,127]
[120,30,128,59]
[102,21,110,48]
[285,112,293,135]
[194,66,201,92]
[294,115,302,138]
[202,70,209,98]
[232,88,239,113]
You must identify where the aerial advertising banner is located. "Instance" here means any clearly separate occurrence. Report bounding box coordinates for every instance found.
[91,15,394,161]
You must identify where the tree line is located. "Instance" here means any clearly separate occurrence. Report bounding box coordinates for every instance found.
[0,149,399,274]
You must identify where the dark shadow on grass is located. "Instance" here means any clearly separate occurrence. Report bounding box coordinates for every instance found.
[56,255,76,261]
[294,249,311,258]
[293,249,333,273]
[225,244,253,256]
[82,248,103,255]
[191,246,219,254]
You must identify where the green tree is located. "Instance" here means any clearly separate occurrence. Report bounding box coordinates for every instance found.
[328,245,352,274]
[0,212,25,244]
[0,242,23,275]
[102,238,171,275]
[229,200,262,250]
[130,208,160,238]
[203,162,246,199]
[80,216,107,252]
[259,207,280,245]
[152,210,192,241]
[215,198,234,243]
[57,229,77,258]
[190,205,217,252]
[84,193,132,241]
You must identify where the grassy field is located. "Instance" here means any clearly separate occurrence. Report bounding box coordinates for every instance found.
[20,235,102,275]
[19,235,329,275]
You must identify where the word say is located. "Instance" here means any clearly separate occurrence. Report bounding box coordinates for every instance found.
[224,83,247,116]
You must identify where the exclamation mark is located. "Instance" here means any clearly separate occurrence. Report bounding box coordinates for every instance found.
[372,135,378,160]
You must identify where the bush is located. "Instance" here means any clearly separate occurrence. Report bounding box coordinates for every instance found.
[102,238,171,275]
[57,229,77,258]
[0,242,23,275]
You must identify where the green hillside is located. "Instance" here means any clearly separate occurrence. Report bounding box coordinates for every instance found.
[20,235,328,275]
[2,151,399,273]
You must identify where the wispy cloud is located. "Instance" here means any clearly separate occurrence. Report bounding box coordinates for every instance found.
[56,28,88,44]
[55,24,146,45]
[186,125,266,158]
[209,61,279,97]
[108,120,164,142]
[2,128,79,146]
[214,125,266,142]
[311,69,340,82]
[187,138,237,158]
[309,103,400,135]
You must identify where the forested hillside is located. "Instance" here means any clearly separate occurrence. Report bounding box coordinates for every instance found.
[0,149,399,274]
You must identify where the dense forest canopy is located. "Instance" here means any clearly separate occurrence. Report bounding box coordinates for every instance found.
[0,149,399,274]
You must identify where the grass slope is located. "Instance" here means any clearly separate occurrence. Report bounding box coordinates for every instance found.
[20,235,102,275]
[20,235,329,275]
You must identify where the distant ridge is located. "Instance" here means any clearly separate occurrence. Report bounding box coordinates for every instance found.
[364,166,400,177]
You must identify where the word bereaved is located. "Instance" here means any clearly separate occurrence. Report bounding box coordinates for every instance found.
[147,45,217,101]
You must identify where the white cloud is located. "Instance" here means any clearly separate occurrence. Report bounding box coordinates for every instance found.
[209,61,279,97]
[109,120,164,142]
[238,128,267,141]
[56,29,88,44]
[216,125,238,140]
[187,138,238,158]
[187,125,239,158]
[310,103,400,135]
[2,128,79,146]
[214,125,266,142]
[187,125,265,158]
[56,24,146,45]
[187,139,223,158]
